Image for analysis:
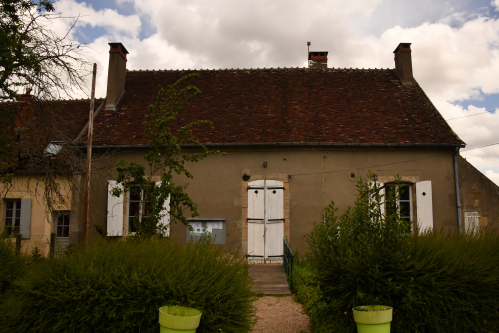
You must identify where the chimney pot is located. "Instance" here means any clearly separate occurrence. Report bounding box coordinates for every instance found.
[106,42,129,110]
[393,42,415,84]
[308,50,328,69]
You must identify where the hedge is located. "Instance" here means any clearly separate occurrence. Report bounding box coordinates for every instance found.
[301,177,499,332]
[0,239,255,333]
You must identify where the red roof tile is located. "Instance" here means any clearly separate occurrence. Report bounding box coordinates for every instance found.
[88,68,464,147]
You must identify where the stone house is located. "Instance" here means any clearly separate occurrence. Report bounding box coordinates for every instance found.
[4,42,499,258]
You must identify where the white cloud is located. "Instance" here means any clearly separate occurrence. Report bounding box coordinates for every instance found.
[53,0,499,184]
[54,0,141,36]
[485,170,499,184]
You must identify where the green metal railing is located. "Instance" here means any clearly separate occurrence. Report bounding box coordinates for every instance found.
[283,237,294,292]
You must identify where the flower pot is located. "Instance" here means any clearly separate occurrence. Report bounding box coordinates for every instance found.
[159,306,202,333]
[352,305,393,333]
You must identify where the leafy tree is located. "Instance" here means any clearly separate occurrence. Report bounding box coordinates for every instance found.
[111,74,225,237]
[0,0,89,210]
[0,0,89,100]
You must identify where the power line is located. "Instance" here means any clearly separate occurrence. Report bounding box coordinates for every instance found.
[289,143,499,178]
[462,142,499,152]
[446,110,496,121]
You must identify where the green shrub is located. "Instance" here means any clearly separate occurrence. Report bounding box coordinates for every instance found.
[0,239,255,333]
[0,236,26,297]
[293,256,334,333]
[305,176,499,332]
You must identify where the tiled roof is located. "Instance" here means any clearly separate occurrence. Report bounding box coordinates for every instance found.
[89,68,464,147]
[1,99,94,171]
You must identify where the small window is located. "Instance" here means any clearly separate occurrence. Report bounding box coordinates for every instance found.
[385,184,412,232]
[55,212,70,238]
[4,199,21,236]
[464,211,480,233]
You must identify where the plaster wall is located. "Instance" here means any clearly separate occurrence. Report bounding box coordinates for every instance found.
[0,175,72,256]
[82,146,458,255]
[458,155,499,230]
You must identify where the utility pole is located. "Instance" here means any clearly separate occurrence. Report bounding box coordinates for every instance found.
[83,63,96,249]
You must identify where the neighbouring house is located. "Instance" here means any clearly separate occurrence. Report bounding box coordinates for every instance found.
[3,42,499,259]
[0,93,90,256]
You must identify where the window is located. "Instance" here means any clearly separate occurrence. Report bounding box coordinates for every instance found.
[106,180,170,237]
[3,198,31,238]
[127,184,153,234]
[4,199,21,236]
[379,180,433,232]
[385,184,412,230]
[55,212,70,238]
[464,211,480,233]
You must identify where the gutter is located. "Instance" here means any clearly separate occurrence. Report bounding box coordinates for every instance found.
[453,147,462,233]
[77,142,466,149]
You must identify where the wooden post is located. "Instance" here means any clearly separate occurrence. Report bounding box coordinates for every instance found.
[83,63,97,249]
[15,233,21,256]
[50,232,55,258]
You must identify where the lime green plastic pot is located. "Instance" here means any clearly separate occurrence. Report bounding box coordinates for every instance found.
[159,306,202,333]
[352,305,393,333]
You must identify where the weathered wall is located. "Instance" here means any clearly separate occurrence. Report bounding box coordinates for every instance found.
[458,155,499,230]
[79,146,458,255]
[0,175,72,256]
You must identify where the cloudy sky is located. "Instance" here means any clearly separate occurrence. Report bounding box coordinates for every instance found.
[52,0,499,184]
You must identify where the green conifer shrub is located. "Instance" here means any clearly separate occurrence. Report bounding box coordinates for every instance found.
[0,239,255,333]
[304,176,499,332]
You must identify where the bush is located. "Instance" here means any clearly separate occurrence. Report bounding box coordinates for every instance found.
[0,239,255,333]
[305,176,499,332]
[0,236,26,297]
[293,256,334,333]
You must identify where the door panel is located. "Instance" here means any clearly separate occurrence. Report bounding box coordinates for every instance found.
[247,180,284,260]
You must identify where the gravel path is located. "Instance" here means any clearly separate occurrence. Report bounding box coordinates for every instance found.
[251,296,311,333]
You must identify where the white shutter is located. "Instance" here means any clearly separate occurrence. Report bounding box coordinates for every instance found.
[378,183,385,217]
[416,180,433,231]
[20,198,31,239]
[248,180,265,219]
[157,182,170,236]
[265,181,284,257]
[248,180,265,257]
[266,187,284,221]
[107,180,124,236]
[368,181,384,221]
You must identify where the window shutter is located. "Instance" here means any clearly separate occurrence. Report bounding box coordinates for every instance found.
[378,183,385,217]
[416,180,433,231]
[248,180,265,220]
[107,180,124,236]
[157,182,170,237]
[19,198,31,239]
[266,182,284,221]
[368,181,384,221]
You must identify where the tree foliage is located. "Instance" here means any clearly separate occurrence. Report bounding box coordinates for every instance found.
[0,0,89,210]
[0,0,89,100]
[111,73,225,237]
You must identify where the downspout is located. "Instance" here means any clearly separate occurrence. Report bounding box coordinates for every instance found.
[453,147,462,233]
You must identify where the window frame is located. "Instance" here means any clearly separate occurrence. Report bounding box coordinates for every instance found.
[384,183,414,231]
[4,199,22,236]
[126,183,153,234]
[54,211,71,238]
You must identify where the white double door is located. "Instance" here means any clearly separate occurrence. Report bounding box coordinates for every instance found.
[247,180,284,260]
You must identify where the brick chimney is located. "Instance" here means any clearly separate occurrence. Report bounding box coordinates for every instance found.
[105,43,129,110]
[308,51,328,69]
[393,43,415,85]
[17,88,36,128]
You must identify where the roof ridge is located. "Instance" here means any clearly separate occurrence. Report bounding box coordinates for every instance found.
[127,67,394,72]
